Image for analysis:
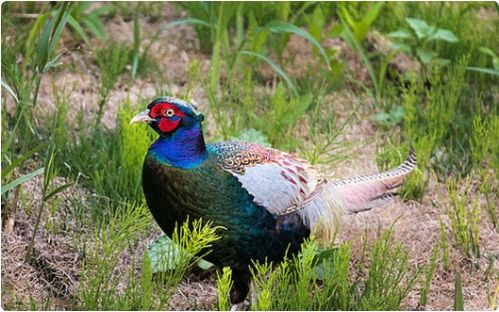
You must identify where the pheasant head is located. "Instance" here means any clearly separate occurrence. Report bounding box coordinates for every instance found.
[131,97,207,168]
[131,96,204,135]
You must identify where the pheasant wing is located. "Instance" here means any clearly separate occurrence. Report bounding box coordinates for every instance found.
[210,141,324,216]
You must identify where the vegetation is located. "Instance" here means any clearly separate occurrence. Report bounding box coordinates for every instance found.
[1,1,498,310]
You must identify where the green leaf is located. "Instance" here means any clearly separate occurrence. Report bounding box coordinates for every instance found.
[147,234,181,272]
[330,24,344,37]
[478,47,499,70]
[43,51,65,72]
[361,2,384,29]
[465,66,499,77]
[26,12,49,57]
[434,58,451,66]
[131,4,141,80]
[307,5,325,44]
[416,48,437,64]
[146,234,214,273]
[265,21,331,69]
[83,13,107,40]
[67,15,91,45]
[406,17,434,39]
[1,79,19,103]
[1,144,45,179]
[196,258,214,270]
[1,167,44,195]
[239,50,298,96]
[478,47,497,58]
[43,182,75,201]
[163,18,210,31]
[355,2,384,42]
[429,29,458,43]
[373,105,405,126]
[36,17,54,68]
[387,29,413,40]
[390,42,411,52]
[89,4,111,17]
[47,3,72,57]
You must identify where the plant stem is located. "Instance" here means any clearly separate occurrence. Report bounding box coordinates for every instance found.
[32,75,42,107]
[26,200,45,262]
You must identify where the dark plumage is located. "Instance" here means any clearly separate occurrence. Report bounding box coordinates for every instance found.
[131,96,417,303]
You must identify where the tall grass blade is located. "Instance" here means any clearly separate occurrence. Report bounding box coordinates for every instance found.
[164,18,210,31]
[1,167,44,195]
[239,50,298,96]
[1,144,45,179]
[265,21,331,69]
[67,15,91,46]
[1,79,19,103]
[465,66,499,77]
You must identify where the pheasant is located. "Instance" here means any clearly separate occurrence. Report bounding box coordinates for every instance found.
[131,96,417,304]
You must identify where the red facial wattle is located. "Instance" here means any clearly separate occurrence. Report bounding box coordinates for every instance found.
[149,103,185,133]
[158,117,181,132]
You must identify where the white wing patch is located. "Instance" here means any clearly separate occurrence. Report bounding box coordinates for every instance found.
[235,163,304,215]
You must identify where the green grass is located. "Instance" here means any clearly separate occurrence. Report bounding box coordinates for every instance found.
[59,100,156,207]
[444,177,481,261]
[242,228,419,310]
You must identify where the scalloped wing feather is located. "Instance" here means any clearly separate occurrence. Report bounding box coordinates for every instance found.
[210,141,325,216]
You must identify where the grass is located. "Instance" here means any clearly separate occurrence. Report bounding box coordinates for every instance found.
[76,205,221,310]
[59,100,156,207]
[1,1,498,310]
[444,178,481,261]
[244,228,419,310]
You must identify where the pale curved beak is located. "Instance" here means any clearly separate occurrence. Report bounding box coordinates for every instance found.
[130,109,154,125]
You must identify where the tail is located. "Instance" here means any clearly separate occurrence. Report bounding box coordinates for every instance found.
[290,147,416,243]
[329,146,417,214]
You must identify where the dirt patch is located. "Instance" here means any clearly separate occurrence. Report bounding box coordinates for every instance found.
[1,176,86,309]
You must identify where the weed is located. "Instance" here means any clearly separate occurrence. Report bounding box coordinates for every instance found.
[300,93,355,166]
[419,244,439,307]
[479,174,498,233]
[76,206,221,310]
[336,2,388,104]
[1,2,73,157]
[388,17,458,67]
[60,100,155,207]
[250,83,312,150]
[68,2,110,45]
[471,114,499,178]
[244,229,419,310]
[439,217,451,271]
[216,267,233,311]
[26,98,74,262]
[76,201,152,310]
[94,43,131,126]
[444,177,481,261]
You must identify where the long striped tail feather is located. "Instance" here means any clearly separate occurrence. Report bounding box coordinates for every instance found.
[330,146,417,214]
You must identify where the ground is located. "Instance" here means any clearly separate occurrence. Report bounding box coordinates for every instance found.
[1,3,498,311]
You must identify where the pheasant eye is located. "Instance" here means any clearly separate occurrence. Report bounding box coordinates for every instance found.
[165,109,175,117]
